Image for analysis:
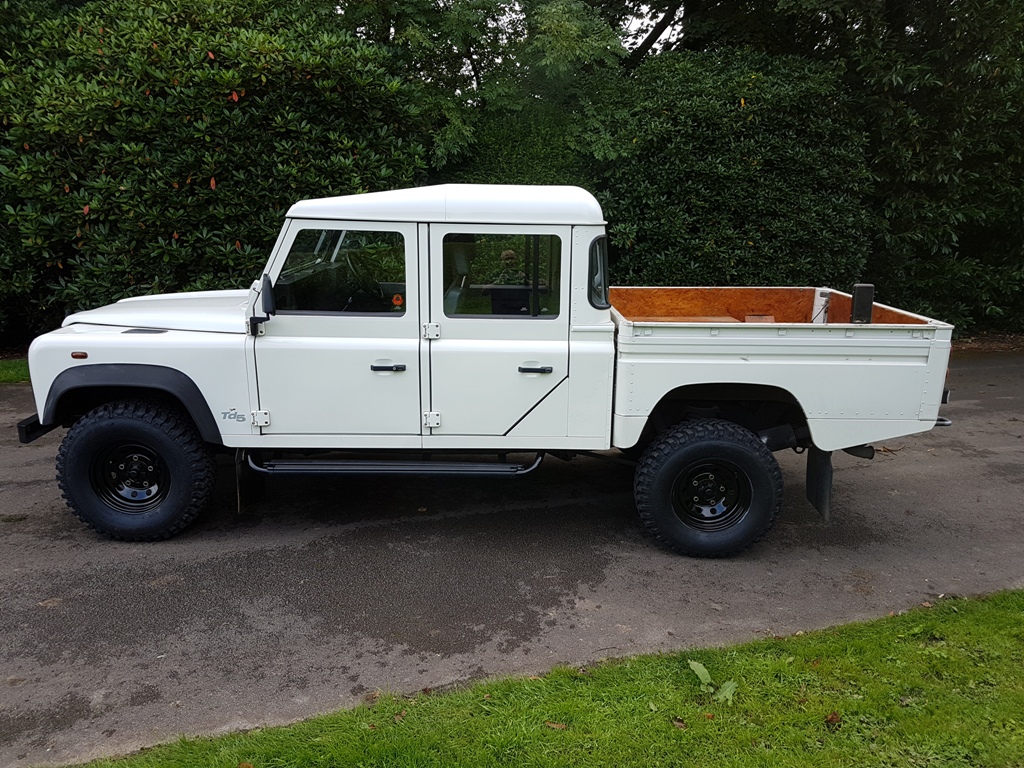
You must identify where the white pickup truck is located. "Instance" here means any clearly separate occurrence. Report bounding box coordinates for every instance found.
[18,185,953,557]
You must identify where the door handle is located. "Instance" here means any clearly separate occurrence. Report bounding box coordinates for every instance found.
[370,364,407,372]
[518,366,553,374]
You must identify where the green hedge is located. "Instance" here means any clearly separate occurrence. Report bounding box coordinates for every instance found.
[4,2,1015,339]
[0,0,429,337]
[441,104,592,189]
[579,50,872,291]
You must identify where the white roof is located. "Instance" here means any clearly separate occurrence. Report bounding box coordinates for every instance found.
[286,184,605,225]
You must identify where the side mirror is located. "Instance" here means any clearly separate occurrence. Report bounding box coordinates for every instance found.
[249,274,275,335]
[261,273,276,316]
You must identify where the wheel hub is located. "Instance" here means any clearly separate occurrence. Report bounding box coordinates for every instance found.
[692,473,727,513]
[91,443,168,513]
[672,460,752,532]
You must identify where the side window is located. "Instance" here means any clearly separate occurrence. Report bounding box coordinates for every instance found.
[588,236,611,310]
[274,229,406,314]
[442,233,561,318]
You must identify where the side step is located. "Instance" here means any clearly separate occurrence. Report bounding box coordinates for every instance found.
[246,452,545,478]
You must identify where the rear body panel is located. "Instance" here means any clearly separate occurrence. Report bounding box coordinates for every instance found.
[610,287,953,452]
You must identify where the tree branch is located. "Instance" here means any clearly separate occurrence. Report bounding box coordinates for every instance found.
[623,1,684,69]
[464,46,482,92]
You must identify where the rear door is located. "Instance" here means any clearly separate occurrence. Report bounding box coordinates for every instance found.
[425,224,571,437]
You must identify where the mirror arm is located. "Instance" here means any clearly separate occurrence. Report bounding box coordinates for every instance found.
[248,314,269,335]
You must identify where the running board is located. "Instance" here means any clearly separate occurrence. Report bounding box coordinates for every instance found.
[246,453,545,478]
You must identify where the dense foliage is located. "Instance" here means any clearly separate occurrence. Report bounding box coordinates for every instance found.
[832,0,1024,329]
[0,0,429,335]
[439,105,590,188]
[580,50,871,289]
[662,0,1024,328]
[2,0,1022,338]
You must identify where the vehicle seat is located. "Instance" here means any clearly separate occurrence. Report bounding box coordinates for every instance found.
[443,242,474,315]
[490,286,531,315]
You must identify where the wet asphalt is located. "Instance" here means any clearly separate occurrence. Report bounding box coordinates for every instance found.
[1,352,1022,766]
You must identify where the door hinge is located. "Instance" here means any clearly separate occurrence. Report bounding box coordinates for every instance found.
[251,410,271,427]
[422,322,441,340]
[422,411,441,428]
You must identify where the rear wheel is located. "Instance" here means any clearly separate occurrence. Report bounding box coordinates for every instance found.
[634,419,782,557]
[57,401,214,540]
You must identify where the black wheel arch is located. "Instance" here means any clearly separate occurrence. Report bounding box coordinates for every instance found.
[43,364,223,445]
[623,382,811,452]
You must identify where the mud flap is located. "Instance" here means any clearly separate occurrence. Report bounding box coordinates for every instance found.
[235,449,266,515]
[806,446,834,522]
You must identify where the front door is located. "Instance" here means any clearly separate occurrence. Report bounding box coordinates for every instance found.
[426,224,571,437]
[255,219,422,439]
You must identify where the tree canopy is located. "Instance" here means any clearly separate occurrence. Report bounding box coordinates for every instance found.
[1,0,430,334]
[2,0,1022,336]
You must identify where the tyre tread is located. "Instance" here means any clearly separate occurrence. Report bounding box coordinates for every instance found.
[634,418,783,557]
[56,400,214,541]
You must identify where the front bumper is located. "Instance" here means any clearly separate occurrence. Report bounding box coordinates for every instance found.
[17,414,58,444]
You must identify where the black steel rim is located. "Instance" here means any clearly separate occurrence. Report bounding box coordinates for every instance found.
[670,459,752,532]
[90,442,169,513]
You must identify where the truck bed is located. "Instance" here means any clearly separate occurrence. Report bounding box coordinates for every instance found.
[609,286,953,452]
[609,286,928,325]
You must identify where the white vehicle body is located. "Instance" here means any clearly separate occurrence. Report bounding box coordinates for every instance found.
[611,297,950,452]
[21,185,953,554]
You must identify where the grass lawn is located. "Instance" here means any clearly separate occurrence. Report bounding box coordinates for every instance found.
[82,591,1024,767]
[0,358,29,383]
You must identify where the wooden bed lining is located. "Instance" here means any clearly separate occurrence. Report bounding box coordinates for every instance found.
[609,287,817,324]
[825,292,927,325]
[609,286,928,325]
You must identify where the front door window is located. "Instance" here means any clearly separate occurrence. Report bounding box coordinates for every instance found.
[275,228,406,314]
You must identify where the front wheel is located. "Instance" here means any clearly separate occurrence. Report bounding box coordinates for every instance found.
[56,401,215,540]
[634,419,782,557]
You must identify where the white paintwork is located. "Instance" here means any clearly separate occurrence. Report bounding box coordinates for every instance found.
[506,379,570,438]
[567,225,617,441]
[28,324,254,436]
[63,289,251,334]
[254,219,423,436]
[288,184,605,226]
[610,304,953,452]
[25,184,952,459]
[423,223,573,440]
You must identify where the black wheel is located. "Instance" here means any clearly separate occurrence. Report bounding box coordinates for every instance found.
[56,401,215,540]
[634,419,782,557]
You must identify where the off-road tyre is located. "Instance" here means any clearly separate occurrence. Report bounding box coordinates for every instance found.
[634,419,783,558]
[56,401,215,541]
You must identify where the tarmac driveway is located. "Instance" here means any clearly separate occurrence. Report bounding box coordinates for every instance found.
[1,352,1022,766]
